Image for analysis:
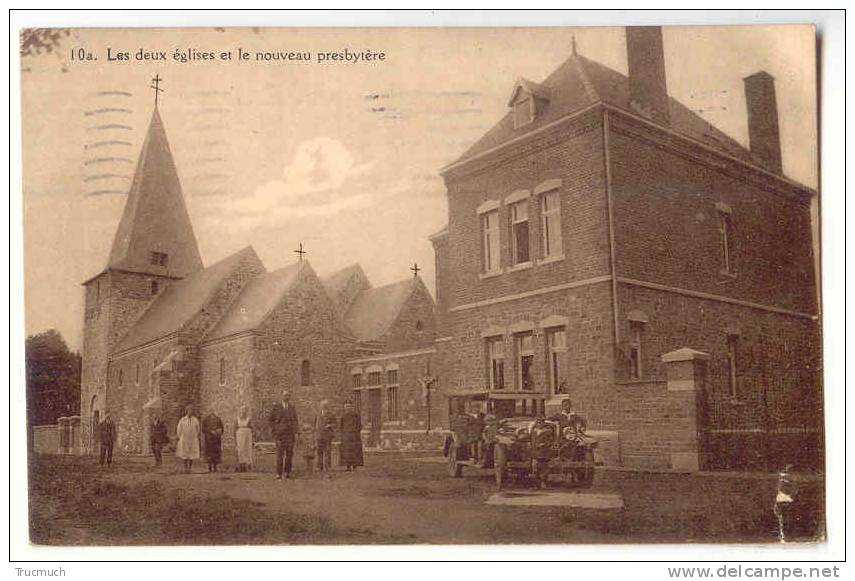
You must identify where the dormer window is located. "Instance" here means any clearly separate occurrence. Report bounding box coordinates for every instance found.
[508,78,549,130]
[513,95,534,129]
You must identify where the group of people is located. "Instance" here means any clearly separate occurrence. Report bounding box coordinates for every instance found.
[95,390,365,477]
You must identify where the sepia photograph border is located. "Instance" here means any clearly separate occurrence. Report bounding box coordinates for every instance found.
[7,7,847,568]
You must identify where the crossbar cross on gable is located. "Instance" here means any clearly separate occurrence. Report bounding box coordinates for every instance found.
[410,262,421,278]
[294,242,307,262]
[150,74,164,106]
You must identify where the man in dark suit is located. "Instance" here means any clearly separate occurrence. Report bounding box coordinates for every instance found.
[149,413,169,468]
[269,389,298,479]
[98,411,116,467]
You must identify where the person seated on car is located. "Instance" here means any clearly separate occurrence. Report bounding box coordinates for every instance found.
[551,398,587,433]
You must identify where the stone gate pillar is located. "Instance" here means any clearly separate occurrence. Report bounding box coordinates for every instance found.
[661,348,710,472]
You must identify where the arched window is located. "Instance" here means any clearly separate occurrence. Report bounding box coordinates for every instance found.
[151,280,159,296]
[219,358,226,386]
[118,368,123,387]
[300,359,311,387]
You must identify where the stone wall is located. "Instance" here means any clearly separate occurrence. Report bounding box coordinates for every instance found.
[251,266,359,442]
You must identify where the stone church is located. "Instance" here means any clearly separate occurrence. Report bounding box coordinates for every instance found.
[80,106,436,454]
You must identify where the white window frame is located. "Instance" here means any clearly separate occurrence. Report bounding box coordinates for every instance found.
[629,322,643,379]
[717,203,735,275]
[540,189,563,259]
[481,210,501,273]
[513,95,535,129]
[515,332,535,391]
[486,336,505,391]
[509,201,531,266]
[547,327,567,394]
[727,334,739,398]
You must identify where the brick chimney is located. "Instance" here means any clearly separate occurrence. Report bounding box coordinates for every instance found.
[626,26,670,125]
[743,71,783,174]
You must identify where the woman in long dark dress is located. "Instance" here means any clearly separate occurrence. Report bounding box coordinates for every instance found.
[339,400,363,471]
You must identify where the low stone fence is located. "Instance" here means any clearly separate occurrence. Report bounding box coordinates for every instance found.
[32,416,82,455]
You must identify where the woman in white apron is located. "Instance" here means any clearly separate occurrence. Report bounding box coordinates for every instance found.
[176,404,201,473]
[235,406,254,472]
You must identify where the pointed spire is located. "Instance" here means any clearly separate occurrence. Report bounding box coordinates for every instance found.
[107,108,203,278]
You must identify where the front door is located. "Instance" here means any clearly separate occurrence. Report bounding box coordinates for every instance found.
[368,388,382,447]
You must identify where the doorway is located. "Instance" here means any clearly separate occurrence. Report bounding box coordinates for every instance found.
[367,388,382,447]
[90,395,99,454]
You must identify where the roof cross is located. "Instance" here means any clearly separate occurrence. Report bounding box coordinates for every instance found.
[294,242,307,262]
[410,262,421,277]
[150,74,164,107]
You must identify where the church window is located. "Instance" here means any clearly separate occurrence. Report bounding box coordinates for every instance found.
[219,358,226,385]
[367,371,382,387]
[118,368,123,387]
[150,280,159,296]
[540,190,563,258]
[387,369,398,385]
[415,320,424,331]
[149,251,169,267]
[353,390,362,415]
[135,364,140,385]
[515,332,534,391]
[300,359,311,387]
[481,210,500,273]
[352,373,362,388]
[386,386,399,421]
[510,201,530,265]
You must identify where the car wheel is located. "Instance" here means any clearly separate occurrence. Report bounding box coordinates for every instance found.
[447,444,463,478]
[494,444,507,489]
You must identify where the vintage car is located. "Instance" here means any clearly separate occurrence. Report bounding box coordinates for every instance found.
[492,414,597,488]
[445,411,597,489]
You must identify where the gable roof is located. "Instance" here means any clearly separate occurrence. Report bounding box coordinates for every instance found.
[321,263,370,312]
[203,262,304,342]
[454,53,757,169]
[107,108,203,278]
[343,278,416,342]
[113,246,261,353]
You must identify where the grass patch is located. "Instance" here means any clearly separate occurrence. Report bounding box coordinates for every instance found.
[29,455,409,545]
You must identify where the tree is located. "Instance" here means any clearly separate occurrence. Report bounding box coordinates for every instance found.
[25,329,81,429]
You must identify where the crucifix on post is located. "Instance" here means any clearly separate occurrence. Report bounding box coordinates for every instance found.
[419,358,437,433]
[294,242,307,262]
[150,74,164,107]
[410,262,421,278]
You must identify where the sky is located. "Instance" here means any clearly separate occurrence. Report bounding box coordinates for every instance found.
[20,25,817,352]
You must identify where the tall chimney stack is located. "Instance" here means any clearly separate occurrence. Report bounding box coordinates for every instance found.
[743,71,783,174]
[626,26,670,125]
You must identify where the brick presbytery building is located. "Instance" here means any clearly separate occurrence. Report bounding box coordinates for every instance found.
[430,27,821,471]
[79,106,437,455]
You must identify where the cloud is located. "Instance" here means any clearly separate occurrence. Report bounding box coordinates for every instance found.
[201,137,403,230]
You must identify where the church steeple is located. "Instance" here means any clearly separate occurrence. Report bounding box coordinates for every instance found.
[107,107,203,278]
